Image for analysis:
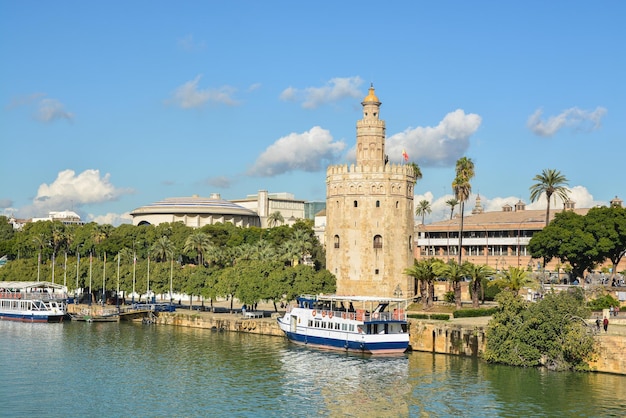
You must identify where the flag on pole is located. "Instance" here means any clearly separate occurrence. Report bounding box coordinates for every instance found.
[402,149,409,162]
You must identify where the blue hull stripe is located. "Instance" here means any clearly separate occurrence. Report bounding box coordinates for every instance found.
[282,330,408,353]
[0,313,64,323]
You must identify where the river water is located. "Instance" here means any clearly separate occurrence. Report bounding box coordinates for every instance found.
[1,320,625,417]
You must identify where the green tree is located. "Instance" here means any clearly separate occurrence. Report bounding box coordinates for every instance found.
[407,162,423,185]
[446,198,459,220]
[452,156,475,264]
[267,211,284,228]
[404,258,440,309]
[490,266,535,293]
[585,206,626,281]
[528,211,599,281]
[150,236,175,263]
[529,168,570,227]
[464,262,494,308]
[434,259,467,310]
[184,231,213,266]
[415,200,432,225]
[485,289,594,371]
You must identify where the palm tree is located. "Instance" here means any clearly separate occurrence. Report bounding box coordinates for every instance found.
[464,262,494,308]
[434,259,467,310]
[415,200,432,225]
[529,168,570,227]
[150,236,175,262]
[404,258,440,309]
[407,162,423,185]
[267,211,284,228]
[184,231,213,266]
[446,198,459,220]
[280,240,301,266]
[291,229,313,264]
[490,266,535,294]
[452,157,475,265]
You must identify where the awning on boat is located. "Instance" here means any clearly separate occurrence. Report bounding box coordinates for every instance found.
[0,281,67,291]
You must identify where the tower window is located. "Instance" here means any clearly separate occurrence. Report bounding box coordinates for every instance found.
[396,201,399,209]
[375,269,379,275]
[376,200,380,208]
[373,235,383,249]
[409,236,412,250]
[354,200,358,208]
[334,235,340,249]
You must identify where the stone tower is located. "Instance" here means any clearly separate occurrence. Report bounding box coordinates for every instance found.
[326,85,417,298]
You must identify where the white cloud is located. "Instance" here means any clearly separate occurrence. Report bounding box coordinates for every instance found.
[88,212,132,226]
[280,76,364,109]
[527,107,607,137]
[177,34,206,52]
[37,98,74,123]
[206,176,233,188]
[18,169,133,218]
[384,109,482,166]
[248,126,346,176]
[167,75,239,108]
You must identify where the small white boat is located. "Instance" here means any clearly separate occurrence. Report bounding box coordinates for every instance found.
[277,295,409,354]
[0,281,67,323]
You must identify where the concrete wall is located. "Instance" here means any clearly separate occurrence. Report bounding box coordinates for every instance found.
[153,312,625,375]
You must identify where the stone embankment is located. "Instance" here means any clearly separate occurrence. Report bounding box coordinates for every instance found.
[151,307,626,375]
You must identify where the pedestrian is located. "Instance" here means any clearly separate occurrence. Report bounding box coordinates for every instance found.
[616,305,620,317]
[595,317,601,331]
[603,317,609,333]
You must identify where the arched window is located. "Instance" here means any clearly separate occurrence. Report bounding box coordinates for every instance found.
[408,236,412,250]
[373,235,383,249]
[395,201,399,208]
[376,200,380,208]
[354,200,358,208]
[334,235,340,249]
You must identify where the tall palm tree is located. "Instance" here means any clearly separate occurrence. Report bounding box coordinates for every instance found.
[464,262,494,308]
[529,168,570,226]
[415,200,432,225]
[434,259,467,310]
[267,211,284,228]
[452,157,475,265]
[446,198,459,220]
[184,231,213,266]
[407,162,423,185]
[404,258,440,309]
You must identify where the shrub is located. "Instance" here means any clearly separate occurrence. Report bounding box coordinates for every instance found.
[453,307,498,318]
[588,294,620,311]
[430,313,451,320]
[444,291,455,303]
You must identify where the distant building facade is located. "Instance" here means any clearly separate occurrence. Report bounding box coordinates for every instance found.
[10,210,85,230]
[325,86,417,298]
[231,190,306,228]
[130,194,260,228]
[415,195,626,280]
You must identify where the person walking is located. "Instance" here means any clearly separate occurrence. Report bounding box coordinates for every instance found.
[603,316,609,333]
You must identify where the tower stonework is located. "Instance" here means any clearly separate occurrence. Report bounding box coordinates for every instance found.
[326,86,416,298]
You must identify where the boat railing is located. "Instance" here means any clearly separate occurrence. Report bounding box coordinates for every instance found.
[313,308,407,322]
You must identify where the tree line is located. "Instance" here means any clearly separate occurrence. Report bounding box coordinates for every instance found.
[0,217,335,310]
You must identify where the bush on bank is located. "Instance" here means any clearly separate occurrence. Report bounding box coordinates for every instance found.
[484,288,594,371]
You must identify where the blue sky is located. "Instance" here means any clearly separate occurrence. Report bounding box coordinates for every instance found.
[1,1,624,225]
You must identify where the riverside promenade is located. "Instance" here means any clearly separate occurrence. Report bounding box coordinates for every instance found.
[143,299,626,375]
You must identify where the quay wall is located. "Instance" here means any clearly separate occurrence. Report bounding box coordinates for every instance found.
[153,312,625,375]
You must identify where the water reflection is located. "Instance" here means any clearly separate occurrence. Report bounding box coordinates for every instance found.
[279,347,410,417]
[1,321,625,417]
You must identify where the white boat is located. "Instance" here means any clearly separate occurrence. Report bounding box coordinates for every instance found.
[0,281,67,323]
[277,295,409,354]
